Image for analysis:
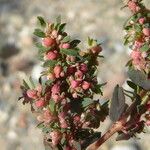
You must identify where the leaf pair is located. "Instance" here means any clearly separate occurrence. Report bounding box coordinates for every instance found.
[128,69,150,90]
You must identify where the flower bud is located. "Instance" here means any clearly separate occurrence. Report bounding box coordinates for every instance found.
[143,28,150,36]
[50,130,62,146]
[70,80,80,89]
[66,56,76,62]
[26,89,37,99]
[90,45,102,54]
[52,94,60,103]
[53,65,63,78]
[60,71,65,77]
[138,18,145,24]
[42,37,55,47]
[146,120,150,126]
[75,70,83,79]
[51,30,58,38]
[82,81,91,90]
[45,50,58,60]
[79,63,88,73]
[35,99,45,108]
[61,43,70,49]
[128,1,137,12]
[47,73,55,80]
[130,50,141,60]
[72,92,78,98]
[51,82,60,94]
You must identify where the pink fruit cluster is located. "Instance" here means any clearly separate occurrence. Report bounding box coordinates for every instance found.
[20,18,103,149]
[125,0,150,71]
[125,0,150,128]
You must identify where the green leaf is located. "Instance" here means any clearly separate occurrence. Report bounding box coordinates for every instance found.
[82,98,93,108]
[35,43,50,53]
[37,122,44,129]
[125,60,132,67]
[88,37,94,46]
[49,100,55,112]
[33,28,46,37]
[140,44,150,52]
[43,60,57,67]
[128,69,150,90]
[109,85,126,122]
[29,76,35,89]
[92,83,106,95]
[127,80,137,90]
[81,132,101,149]
[124,35,130,45]
[62,36,71,43]
[58,23,66,32]
[37,16,46,27]
[134,24,142,32]
[70,39,81,47]
[60,48,78,56]
[54,23,61,31]
[22,79,30,89]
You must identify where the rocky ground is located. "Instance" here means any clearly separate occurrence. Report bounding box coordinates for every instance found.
[0,0,149,150]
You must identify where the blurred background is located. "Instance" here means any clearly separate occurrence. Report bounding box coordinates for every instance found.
[0,0,149,150]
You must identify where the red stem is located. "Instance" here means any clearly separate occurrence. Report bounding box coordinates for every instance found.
[87,121,124,150]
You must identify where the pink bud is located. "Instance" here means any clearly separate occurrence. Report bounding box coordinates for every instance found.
[143,28,150,36]
[61,43,70,49]
[82,81,91,90]
[138,18,145,24]
[66,56,76,62]
[128,1,137,12]
[70,80,80,89]
[130,50,141,60]
[35,99,45,108]
[43,109,55,123]
[53,65,63,78]
[45,51,58,60]
[58,112,67,119]
[50,130,62,146]
[51,30,58,38]
[52,94,60,103]
[134,40,143,49]
[75,70,83,79]
[58,112,68,128]
[90,45,102,54]
[47,73,55,80]
[60,71,65,77]
[146,120,150,126]
[72,92,78,98]
[79,63,88,73]
[26,89,37,99]
[73,115,80,123]
[42,37,55,47]
[60,120,68,128]
[51,82,60,94]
